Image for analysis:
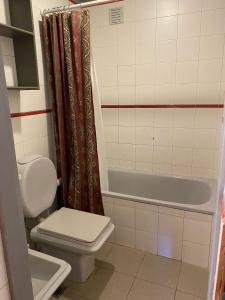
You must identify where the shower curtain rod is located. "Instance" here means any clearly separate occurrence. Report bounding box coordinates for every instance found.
[41,0,124,15]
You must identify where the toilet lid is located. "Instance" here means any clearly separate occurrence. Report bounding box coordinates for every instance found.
[37,208,111,244]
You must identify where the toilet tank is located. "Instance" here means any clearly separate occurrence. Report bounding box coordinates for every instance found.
[17,154,57,218]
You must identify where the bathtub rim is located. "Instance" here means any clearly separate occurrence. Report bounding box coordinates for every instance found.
[102,169,217,215]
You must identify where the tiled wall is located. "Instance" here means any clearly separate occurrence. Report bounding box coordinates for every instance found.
[90,0,225,178]
[103,195,213,268]
[0,231,10,300]
[0,0,69,161]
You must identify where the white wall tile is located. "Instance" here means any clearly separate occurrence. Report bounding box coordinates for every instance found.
[155,109,173,127]
[114,205,135,228]
[182,241,210,268]
[173,128,194,147]
[183,219,211,245]
[156,16,178,41]
[198,60,223,83]
[135,127,154,145]
[118,66,135,85]
[101,66,117,86]
[114,226,135,247]
[172,147,193,166]
[156,62,176,84]
[135,0,157,21]
[136,230,158,254]
[135,109,154,127]
[184,211,212,222]
[135,162,153,172]
[118,86,135,105]
[136,209,158,232]
[177,38,200,62]
[173,109,195,128]
[119,127,135,144]
[193,129,219,149]
[104,126,118,143]
[174,84,197,104]
[136,20,156,44]
[155,84,175,104]
[199,35,224,60]
[101,86,118,105]
[178,0,203,14]
[176,62,198,83]
[192,149,215,169]
[158,214,183,259]
[136,85,156,104]
[102,109,118,126]
[153,146,173,164]
[203,0,225,10]
[136,64,156,85]
[157,0,178,17]
[197,83,221,104]
[154,128,173,146]
[153,163,172,174]
[135,145,153,162]
[201,9,225,35]
[178,13,201,38]
[136,41,155,64]
[118,144,135,161]
[159,207,185,217]
[119,109,135,126]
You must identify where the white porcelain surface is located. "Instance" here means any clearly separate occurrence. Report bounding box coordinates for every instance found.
[29,249,71,300]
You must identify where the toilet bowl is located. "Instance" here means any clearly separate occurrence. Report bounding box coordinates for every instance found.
[18,154,114,282]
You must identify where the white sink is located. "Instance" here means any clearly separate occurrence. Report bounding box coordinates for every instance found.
[29,249,71,300]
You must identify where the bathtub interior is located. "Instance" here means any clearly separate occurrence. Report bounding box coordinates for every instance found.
[108,169,212,205]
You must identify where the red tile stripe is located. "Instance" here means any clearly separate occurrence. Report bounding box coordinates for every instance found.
[10,109,52,118]
[101,104,224,109]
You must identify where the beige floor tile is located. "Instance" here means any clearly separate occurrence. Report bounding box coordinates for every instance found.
[175,291,205,300]
[63,268,134,300]
[95,242,113,260]
[137,254,181,288]
[178,263,208,298]
[104,244,144,275]
[127,279,175,300]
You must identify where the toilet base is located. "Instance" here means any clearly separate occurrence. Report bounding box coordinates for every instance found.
[41,244,95,282]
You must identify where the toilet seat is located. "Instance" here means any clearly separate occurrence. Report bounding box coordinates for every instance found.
[37,207,111,245]
[31,208,114,255]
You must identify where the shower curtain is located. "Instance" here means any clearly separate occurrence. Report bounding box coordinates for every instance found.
[42,10,104,215]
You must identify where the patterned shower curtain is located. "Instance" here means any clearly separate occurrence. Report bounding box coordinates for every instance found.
[42,10,104,215]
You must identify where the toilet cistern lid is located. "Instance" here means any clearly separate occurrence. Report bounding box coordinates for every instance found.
[37,207,111,244]
[18,154,57,218]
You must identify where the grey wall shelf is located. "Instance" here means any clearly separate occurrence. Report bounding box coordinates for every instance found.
[0,23,33,38]
[0,0,39,90]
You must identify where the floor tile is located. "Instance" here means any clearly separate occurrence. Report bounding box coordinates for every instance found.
[63,268,134,300]
[127,279,175,300]
[95,242,113,260]
[178,263,208,298]
[175,291,205,300]
[104,244,144,275]
[137,254,181,288]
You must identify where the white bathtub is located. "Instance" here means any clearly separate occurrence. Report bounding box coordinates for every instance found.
[103,169,217,214]
[102,170,217,268]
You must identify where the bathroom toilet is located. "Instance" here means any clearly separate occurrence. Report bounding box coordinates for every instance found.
[17,154,114,282]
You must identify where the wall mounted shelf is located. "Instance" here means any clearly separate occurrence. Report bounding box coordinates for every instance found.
[7,86,39,90]
[0,23,33,38]
[0,0,39,90]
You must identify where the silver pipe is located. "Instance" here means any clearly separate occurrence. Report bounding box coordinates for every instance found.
[41,0,121,16]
